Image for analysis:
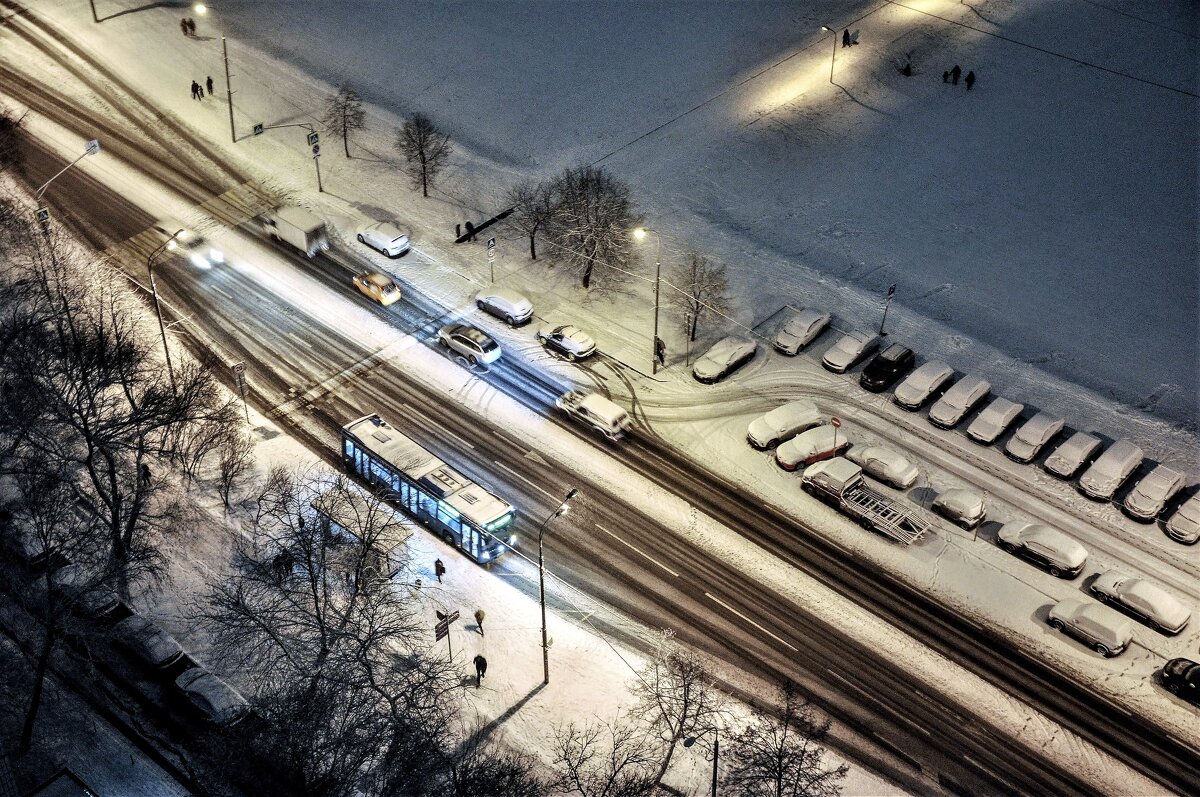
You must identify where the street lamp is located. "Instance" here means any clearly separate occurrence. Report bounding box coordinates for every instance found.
[193,3,237,144]
[684,730,719,797]
[538,487,578,685]
[633,227,664,374]
[820,26,837,84]
[147,231,183,395]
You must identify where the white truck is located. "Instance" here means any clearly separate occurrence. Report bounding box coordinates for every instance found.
[260,205,330,257]
[801,457,930,545]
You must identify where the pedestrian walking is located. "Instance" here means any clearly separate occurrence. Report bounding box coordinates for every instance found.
[842,28,850,48]
[186,18,196,36]
[474,608,485,636]
[206,76,214,96]
[473,654,487,687]
[464,220,476,242]
[943,70,949,83]
[901,61,912,77]
[197,83,204,99]
[950,64,961,85]
[965,70,976,90]
[434,558,445,583]
[190,80,200,100]
[180,18,188,36]
[455,223,461,240]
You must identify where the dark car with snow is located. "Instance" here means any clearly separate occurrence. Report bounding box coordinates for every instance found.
[859,344,915,392]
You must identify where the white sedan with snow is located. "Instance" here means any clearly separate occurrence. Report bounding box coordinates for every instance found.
[747,400,823,450]
[1089,571,1191,634]
[928,374,990,429]
[693,336,757,383]
[537,324,597,361]
[1166,494,1200,544]
[775,425,850,471]
[931,488,986,530]
[893,361,954,411]
[357,221,410,257]
[475,287,533,326]
[1123,465,1183,521]
[1005,412,1064,463]
[821,329,880,373]
[846,446,918,489]
[773,309,831,355]
[965,397,1024,444]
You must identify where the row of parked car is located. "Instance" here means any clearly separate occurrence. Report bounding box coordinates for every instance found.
[4,526,251,728]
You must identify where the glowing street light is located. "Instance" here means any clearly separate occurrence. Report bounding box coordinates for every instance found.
[633,227,665,374]
[820,26,837,84]
[538,487,578,685]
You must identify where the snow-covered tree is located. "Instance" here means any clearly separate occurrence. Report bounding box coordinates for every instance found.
[666,251,733,342]
[545,165,638,290]
[552,712,659,797]
[395,113,452,197]
[505,177,559,260]
[321,83,366,158]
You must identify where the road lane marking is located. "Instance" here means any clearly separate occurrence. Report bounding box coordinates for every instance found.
[595,523,680,578]
[705,592,798,652]
[400,403,474,449]
[491,460,558,501]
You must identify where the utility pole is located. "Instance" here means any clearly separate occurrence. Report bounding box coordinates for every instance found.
[223,36,236,143]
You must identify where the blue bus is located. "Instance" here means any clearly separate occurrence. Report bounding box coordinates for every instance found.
[341,414,517,564]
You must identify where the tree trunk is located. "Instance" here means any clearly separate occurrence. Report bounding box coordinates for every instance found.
[343,126,350,158]
[19,628,56,753]
[689,309,699,341]
[654,736,679,786]
[529,233,537,261]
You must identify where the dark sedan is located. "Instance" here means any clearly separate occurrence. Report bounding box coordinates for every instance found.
[859,343,915,392]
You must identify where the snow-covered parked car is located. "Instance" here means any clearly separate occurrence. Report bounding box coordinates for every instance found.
[931,488,986,530]
[746,400,823,450]
[1089,571,1191,634]
[928,374,990,429]
[1046,599,1134,657]
[175,667,251,727]
[112,614,185,669]
[1043,431,1102,479]
[1123,465,1183,521]
[996,522,1087,578]
[775,425,851,471]
[537,324,596,361]
[693,337,756,384]
[773,309,830,355]
[1005,412,1064,463]
[50,564,121,617]
[965,397,1025,444]
[1166,494,1200,544]
[437,323,501,366]
[1078,439,1143,500]
[356,220,410,257]
[821,329,880,373]
[892,361,954,411]
[475,287,533,326]
[846,446,918,489]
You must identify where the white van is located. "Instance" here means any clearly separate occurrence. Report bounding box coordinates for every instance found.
[1078,439,1143,500]
[555,390,631,441]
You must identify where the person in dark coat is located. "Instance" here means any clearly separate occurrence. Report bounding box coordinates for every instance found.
[191,80,200,100]
[842,28,850,47]
[473,654,487,687]
[206,76,214,95]
[197,83,204,99]
[965,70,976,90]
[464,220,476,242]
[474,608,485,635]
[186,18,196,35]
[434,558,445,583]
[950,64,961,85]
[943,70,949,83]
[180,18,189,36]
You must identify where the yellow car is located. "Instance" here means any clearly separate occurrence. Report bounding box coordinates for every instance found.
[353,271,402,306]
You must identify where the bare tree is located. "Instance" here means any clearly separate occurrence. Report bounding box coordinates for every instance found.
[552,713,660,797]
[630,631,729,786]
[505,178,559,260]
[723,685,848,797]
[321,83,367,158]
[666,251,732,342]
[216,427,255,507]
[394,114,452,197]
[545,165,637,290]
[0,104,25,173]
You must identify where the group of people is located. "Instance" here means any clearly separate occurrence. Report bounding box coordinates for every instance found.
[179,17,198,36]
[943,64,977,90]
[190,76,214,101]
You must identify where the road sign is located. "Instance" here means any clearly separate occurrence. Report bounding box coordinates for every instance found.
[253,123,264,136]
[434,610,460,642]
[84,139,101,156]
[307,131,319,147]
[35,207,50,229]
[312,144,320,156]
[830,416,842,428]
[487,237,496,251]
[887,283,896,298]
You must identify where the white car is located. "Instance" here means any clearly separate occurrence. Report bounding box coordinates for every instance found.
[1047,599,1134,657]
[112,614,185,669]
[1078,439,1143,500]
[556,390,631,441]
[1123,465,1183,521]
[846,446,918,489]
[821,330,881,373]
[1005,412,1064,463]
[773,309,830,355]
[996,522,1087,578]
[1043,431,1102,479]
[152,218,224,268]
[1089,571,1191,634]
[437,323,501,366]
[475,287,534,326]
[746,400,823,449]
[693,336,757,384]
[965,397,1025,444]
[1166,494,1200,544]
[356,221,410,257]
[931,488,986,529]
[775,425,850,471]
[537,324,596,360]
[893,361,954,411]
[175,667,251,727]
[928,374,990,429]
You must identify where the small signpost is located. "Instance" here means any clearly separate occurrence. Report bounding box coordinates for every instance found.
[253,123,264,136]
[307,131,323,193]
[84,139,101,156]
[307,131,320,147]
[831,415,841,452]
[35,207,50,232]
[435,610,460,661]
[487,237,496,283]
[231,361,250,425]
[879,283,897,336]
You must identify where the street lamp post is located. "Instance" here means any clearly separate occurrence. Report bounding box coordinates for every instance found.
[147,232,183,395]
[633,228,664,374]
[684,730,719,797]
[194,4,237,143]
[538,487,578,685]
[821,26,837,84]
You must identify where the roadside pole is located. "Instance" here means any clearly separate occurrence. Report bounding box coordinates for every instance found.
[308,131,323,192]
[231,361,250,425]
[435,610,459,662]
[879,283,897,336]
[487,237,496,283]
